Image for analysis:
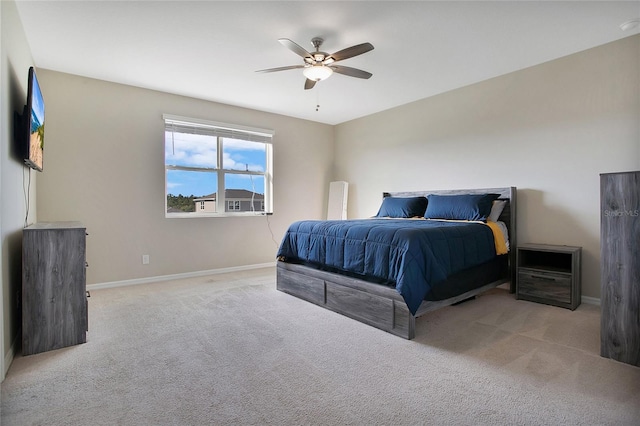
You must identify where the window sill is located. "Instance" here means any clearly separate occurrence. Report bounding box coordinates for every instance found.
[165,212,272,219]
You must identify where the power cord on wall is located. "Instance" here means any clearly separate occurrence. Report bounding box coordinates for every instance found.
[247,166,279,249]
[266,213,279,249]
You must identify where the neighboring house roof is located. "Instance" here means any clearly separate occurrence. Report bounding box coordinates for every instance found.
[194,189,264,202]
[193,194,216,202]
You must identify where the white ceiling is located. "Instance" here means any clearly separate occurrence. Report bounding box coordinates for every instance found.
[15,1,640,125]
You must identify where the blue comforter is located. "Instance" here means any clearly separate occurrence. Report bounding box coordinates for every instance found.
[276,219,497,315]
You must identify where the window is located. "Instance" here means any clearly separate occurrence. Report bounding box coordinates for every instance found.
[164,114,273,217]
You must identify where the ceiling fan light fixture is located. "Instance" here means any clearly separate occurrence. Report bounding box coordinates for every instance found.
[303,65,333,81]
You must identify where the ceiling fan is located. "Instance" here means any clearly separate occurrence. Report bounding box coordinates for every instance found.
[256,37,374,90]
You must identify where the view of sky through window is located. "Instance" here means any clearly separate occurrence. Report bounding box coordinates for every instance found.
[165,132,266,197]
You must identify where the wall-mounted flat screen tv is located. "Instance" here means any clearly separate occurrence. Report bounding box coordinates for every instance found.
[23,67,45,171]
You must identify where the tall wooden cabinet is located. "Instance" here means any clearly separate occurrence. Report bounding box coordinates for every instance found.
[600,171,640,367]
[22,222,87,355]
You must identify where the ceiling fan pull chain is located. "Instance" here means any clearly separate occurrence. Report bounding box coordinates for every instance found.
[316,85,320,112]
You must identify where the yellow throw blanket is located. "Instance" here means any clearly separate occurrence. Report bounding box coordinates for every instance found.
[484,221,509,255]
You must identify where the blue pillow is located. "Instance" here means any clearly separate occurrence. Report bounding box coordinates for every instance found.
[375,196,428,218]
[425,193,500,221]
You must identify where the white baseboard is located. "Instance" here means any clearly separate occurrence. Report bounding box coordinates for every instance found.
[581,295,601,306]
[87,262,276,291]
[89,265,604,307]
[3,331,19,381]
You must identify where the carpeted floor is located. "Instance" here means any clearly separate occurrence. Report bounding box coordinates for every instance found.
[1,267,639,425]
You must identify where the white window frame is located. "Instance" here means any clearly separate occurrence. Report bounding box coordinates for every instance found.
[164,114,274,218]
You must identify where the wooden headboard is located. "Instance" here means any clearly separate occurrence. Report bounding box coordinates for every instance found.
[383,187,517,293]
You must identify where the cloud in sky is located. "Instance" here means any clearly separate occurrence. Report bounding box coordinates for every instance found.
[165,134,265,171]
[165,133,216,168]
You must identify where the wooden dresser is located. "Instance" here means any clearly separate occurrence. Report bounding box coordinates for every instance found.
[22,222,87,355]
[600,171,640,367]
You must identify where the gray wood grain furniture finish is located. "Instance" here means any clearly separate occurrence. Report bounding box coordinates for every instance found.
[516,243,581,310]
[22,222,87,355]
[277,187,516,339]
[600,171,640,367]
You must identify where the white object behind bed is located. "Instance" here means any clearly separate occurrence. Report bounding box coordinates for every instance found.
[327,181,349,220]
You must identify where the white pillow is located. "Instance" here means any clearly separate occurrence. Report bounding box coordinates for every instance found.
[488,200,507,222]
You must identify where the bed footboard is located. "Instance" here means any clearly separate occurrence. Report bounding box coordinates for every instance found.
[277,261,416,339]
[277,261,509,339]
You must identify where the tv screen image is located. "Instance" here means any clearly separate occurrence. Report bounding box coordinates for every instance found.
[25,67,44,171]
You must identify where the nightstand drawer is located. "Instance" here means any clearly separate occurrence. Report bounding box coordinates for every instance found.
[518,269,571,303]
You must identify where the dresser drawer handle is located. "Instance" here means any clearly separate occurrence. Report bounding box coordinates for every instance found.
[528,274,557,281]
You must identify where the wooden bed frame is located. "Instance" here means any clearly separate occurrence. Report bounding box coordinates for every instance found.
[276,187,517,339]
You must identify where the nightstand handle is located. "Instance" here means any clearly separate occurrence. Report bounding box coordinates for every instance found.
[529,274,557,281]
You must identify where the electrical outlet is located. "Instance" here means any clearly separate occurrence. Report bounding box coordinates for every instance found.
[142,255,150,265]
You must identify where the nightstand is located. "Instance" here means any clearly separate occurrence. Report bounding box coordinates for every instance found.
[516,243,582,310]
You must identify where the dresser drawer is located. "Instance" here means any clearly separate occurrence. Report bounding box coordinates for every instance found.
[518,269,571,304]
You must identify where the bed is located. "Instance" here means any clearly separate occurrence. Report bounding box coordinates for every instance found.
[276,187,517,339]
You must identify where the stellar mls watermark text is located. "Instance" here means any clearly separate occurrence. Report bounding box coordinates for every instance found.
[603,209,639,217]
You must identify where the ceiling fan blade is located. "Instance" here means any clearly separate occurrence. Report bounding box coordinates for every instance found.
[329,65,372,79]
[304,79,317,90]
[256,65,305,73]
[279,38,314,60]
[326,42,374,63]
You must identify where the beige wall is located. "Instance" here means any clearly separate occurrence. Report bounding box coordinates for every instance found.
[36,71,334,284]
[1,0,38,377]
[334,35,640,300]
